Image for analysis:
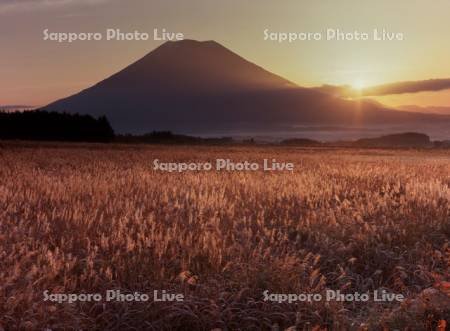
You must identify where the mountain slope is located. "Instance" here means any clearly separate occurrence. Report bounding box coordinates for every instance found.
[45,40,450,135]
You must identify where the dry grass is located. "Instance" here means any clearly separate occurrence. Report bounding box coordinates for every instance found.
[0,143,449,330]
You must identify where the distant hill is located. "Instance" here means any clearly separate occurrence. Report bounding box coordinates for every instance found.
[398,105,450,115]
[45,40,450,135]
[354,132,431,147]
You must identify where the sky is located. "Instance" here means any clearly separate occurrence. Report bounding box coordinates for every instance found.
[1,0,450,110]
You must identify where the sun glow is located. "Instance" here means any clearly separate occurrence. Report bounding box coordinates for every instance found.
[352,80,366,90]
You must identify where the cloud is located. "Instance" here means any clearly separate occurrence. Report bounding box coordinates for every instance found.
[314,78,450,98]
[0,0,110,14]
[363,79,450,96]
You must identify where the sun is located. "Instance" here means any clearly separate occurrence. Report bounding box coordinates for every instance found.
[352,80,366,90]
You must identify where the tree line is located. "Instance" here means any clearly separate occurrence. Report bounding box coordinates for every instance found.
[0,110,115,142]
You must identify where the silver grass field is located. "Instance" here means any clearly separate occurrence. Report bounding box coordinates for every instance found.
[0,143,449,330]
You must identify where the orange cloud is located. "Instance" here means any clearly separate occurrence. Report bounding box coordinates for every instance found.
[314,79,450,98]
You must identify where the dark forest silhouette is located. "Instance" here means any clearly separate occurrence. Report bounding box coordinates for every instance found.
[0,110,114,142]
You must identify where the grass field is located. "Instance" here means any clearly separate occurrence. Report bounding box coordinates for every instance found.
[0,143,449,330]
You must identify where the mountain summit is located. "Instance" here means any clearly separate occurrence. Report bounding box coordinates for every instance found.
[108,39,297,93]
[46,40,450,135]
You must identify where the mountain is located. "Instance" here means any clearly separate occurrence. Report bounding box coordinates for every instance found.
[45,40,450,136]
